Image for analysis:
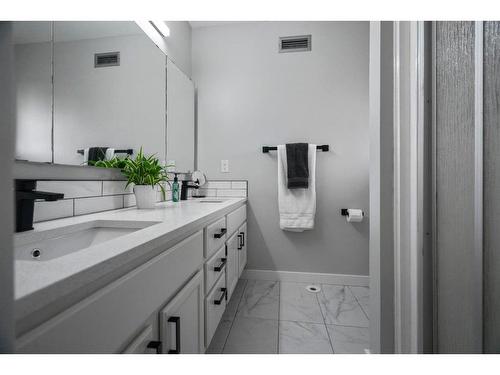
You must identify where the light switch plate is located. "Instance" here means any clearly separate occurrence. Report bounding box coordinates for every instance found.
[166,160,176,172]
[221,159,229,173]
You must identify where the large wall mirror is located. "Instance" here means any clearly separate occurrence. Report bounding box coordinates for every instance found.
[13,21,195,174]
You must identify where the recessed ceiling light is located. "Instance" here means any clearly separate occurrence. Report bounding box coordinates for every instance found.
[150,21,170,38]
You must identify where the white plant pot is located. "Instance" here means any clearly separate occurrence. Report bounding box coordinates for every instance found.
[133,185,156,209]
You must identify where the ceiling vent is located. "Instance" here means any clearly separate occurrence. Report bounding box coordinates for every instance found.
[94,52,120,68]
[279,35,312,53]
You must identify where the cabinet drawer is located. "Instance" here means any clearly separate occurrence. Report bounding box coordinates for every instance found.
[205,272,227,347]
[17,230,204,353]
[122,325,157,354]
[227,204,246,237]
[204,217,227,258]
[204,245,226,294]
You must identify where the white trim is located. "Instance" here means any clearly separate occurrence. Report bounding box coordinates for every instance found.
[241,269,369,287]
[410,21,425,354]
[473,20,483,352]
[368,21,382,354]
[393,20,402,354]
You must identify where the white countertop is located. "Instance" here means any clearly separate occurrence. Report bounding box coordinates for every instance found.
[14,198,246,331]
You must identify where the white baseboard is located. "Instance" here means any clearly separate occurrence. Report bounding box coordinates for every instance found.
[241,269,369,286]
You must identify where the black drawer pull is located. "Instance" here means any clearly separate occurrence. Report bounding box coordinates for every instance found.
[240,231,245,247]
[146,340,162,354]
[213,228,227,239]
[167,316,181,354]
[214,287,227,305]
[237,234,243,250]
[214,257,227,272]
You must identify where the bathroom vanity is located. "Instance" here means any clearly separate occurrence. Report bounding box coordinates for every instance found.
[14,198,247,353]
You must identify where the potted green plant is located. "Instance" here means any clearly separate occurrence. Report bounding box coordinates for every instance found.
[96,148,169,209]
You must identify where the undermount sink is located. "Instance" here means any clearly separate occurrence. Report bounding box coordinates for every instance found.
[197,199,225,203]
[15,220,160,262]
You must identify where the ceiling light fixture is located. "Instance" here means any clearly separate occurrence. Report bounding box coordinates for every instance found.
[150,21,170,38]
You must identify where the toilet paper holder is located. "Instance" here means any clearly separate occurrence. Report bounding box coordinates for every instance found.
[341,208,364,217]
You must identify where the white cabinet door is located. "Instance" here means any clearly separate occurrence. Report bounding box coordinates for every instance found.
[238,222,247,277]
[225,232,239,301]
[160,270,205,354]
[122,325,159,354]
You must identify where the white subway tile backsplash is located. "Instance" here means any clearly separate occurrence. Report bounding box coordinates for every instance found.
[30,179,246,223]
[37,180,102,199]
[123,194,136,207]
[205,181,231,189]
[231,181,247,189]
[198,188,217,197]
[216,189,247,198]
[102,181,133,195]
[34,199,74,222]
[74,195,123,216]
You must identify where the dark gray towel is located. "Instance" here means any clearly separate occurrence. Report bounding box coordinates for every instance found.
[88,147,108,162]
[286,143,309,189]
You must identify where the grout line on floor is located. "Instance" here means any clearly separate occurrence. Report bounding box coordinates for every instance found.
[348,285,369,320]
[220,278,248,353]
[316,285,335,354]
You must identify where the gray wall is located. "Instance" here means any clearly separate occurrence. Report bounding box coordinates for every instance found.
[193,22,369,275]
[52,34,166,165]
[0,22,15,353]
[165,21,192,77]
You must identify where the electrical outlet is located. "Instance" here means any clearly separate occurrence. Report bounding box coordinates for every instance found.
[221,159,229,173]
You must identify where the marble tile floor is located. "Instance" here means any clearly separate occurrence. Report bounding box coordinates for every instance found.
[206,278,370,354]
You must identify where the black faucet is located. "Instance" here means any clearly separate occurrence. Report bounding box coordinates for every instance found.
[15,180,64,232]
[180,179,199,201]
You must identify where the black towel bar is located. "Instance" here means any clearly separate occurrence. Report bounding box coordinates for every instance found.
[77,148,134,155]
[262,145,329,153]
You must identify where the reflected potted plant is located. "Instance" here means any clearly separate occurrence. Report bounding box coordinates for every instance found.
[95,148,169,209]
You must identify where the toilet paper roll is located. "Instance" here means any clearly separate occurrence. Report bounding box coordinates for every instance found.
[346,209,364,223]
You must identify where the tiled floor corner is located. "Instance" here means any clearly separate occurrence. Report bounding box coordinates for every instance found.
[206,278,370,354]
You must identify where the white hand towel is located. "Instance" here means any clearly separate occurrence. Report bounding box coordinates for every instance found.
[277,144,316,231]
[83,148,89,165]
[105,148,115,160]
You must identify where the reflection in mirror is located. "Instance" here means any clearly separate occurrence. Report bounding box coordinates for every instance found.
[53,21,166,166]
[166,58,195,173]
[13,21,53,163]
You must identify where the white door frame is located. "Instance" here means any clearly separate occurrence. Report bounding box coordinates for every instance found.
[393,21,426,353]
[368,21,382,353]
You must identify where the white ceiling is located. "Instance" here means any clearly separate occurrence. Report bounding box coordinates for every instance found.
[189,21,252,29]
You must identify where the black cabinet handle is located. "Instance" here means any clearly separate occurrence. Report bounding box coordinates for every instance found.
[237,234,242,250]
[213,228,227,239]
[240,231,245,247]
[214,257,227,272]
[214,287,227,305]
[167,316,181,354]
[146,340,162,354]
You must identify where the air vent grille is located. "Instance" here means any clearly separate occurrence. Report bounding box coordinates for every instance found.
[94,52,120,68]
[279,35,311,53]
